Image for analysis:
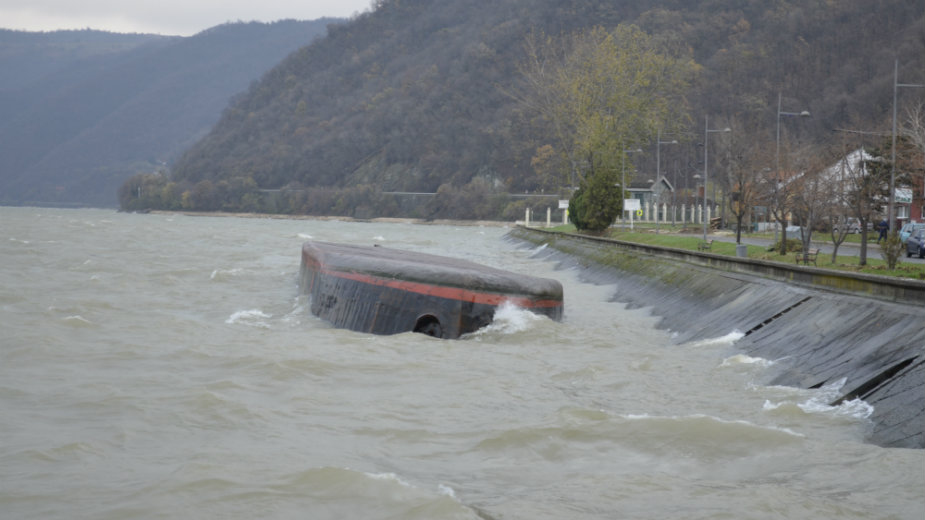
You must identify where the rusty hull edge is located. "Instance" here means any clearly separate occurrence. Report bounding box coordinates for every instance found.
[301,241,563,300]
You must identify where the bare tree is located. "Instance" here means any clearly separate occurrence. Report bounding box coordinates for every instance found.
[902,102,925,212]
[902,102,925,169]
[759,135,802,254]
[714,120,767,244]
[843,149,890,265]
[825,145,859,262]
[789,148,832,255]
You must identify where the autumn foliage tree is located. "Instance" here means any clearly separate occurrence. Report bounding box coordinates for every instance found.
[513,25,696,231]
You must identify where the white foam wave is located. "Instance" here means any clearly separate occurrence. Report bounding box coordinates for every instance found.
[468,301,544,336]
[762,378,874,420]
[63,315,93,326]
[225,309,272,328]
[365,471,413,488]
[530,243,549,256]
[817,397,874,419]
[210,268,244,280]
[297,233,313,239]
[437,484,457,498]
[280,298,306,325]
[364,473,469,511]
[719,354,774,368]
[688,330,745,347]
[372,235,386,241]
[619,412,804,440]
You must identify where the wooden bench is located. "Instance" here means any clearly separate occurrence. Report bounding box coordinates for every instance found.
[697,239,714,251]
[794,248,820,266]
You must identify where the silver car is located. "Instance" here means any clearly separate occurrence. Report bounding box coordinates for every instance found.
[900,222,925,243]
[833,218,862,234]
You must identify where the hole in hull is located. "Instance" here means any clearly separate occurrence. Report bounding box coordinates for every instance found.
[413,314,443,338]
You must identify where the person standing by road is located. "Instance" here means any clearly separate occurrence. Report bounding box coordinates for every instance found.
[877,219,888,243]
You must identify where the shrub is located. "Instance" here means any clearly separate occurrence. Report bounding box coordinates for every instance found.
[769,238,802,253]
[569,170,622,233]
[880,231,903,269]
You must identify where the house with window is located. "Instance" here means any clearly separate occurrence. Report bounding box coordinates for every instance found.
[627,176,673,209]
[822,148,920,229]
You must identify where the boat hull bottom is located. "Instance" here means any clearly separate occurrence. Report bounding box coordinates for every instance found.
[308,272,503,338]
[299,241,563,339]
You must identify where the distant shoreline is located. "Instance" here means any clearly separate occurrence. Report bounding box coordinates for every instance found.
[149,210,516,228]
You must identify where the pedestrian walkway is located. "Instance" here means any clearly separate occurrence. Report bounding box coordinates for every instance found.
[702,232,925,264]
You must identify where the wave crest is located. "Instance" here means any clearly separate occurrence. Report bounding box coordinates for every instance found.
[763,378,874,420]
[466,301,546,337]
[225,309,272,328]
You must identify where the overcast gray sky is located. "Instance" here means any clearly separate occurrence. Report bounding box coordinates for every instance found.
[1,0,374,36]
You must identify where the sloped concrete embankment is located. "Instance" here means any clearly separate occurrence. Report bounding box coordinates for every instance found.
[508,227,925,449]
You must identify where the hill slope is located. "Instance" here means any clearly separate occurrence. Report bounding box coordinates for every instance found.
[168,0,924,212]
[0,20,334,207]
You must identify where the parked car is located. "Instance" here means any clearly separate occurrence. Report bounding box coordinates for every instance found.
[833,218,862,234]
[906,228,925,258]
[899,221,924,244]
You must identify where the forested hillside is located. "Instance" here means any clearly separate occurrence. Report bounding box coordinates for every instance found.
[0,20,333,207]
[149,0,922,219]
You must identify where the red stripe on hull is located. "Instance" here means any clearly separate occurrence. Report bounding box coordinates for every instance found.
[321,267,562,310]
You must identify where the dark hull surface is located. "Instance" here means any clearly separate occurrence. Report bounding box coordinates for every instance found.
[299,241,563,338]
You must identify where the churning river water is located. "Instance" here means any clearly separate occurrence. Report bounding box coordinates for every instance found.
[1,207,922,520]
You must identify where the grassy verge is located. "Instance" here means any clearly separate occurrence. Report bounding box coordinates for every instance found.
[542,224,925,280]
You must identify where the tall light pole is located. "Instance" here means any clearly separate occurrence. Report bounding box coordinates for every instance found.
[621,147,642,230]
[889,59,924,231]
[776,92,812,176]
[703,115,731,241]
[775,92,811,245]
[655,129,677,234]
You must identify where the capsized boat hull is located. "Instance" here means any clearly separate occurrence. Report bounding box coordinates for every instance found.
[299,241,563,338]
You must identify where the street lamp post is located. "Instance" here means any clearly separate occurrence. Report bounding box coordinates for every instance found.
[693,173,702,226]
[621,147,642,230]
[702,115,731,242]
[776,92,812,176]
[655,129,677,234]
[775,92,811,246]
[889,59,924,231]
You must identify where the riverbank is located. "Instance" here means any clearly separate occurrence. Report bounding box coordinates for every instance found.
[149,210,513,228]
[508,226,924,449]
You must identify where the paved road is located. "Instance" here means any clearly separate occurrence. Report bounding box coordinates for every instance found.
[706,233,925,266]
